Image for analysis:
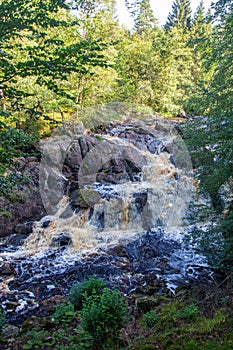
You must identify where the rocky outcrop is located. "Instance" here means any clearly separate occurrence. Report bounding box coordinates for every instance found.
[0,118,182,237]
[0,157,46,237]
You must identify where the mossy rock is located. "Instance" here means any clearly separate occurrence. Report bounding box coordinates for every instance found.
[80,189,101,207]
[22,316,56,332]
[136,296,160,313]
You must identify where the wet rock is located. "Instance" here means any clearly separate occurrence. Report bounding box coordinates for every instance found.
[6,234,29,248]
[51,234,72,247]
[0,262,16,278]
[157,258,171,271]
[79,189,101,207]
[108,245,130,258]
[38,296,67,317]
[70,189,90,209]
[14,223,33,235]
[42,220,50,228]
[59,205,74,219]
[133,190,148,213]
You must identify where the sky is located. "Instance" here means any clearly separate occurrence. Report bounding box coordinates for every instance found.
[116,0,213,27]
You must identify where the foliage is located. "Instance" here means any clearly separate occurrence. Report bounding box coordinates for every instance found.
[165,0,192,31]
[179,304,201,320]
[216,204,233,272]
[0,308,5,333]
[0,172,30,197]
[127,0,157,34]
[69,276,107,310]
[53,302,76,324]
[0,125,38,167]
[0,0,109,172]
[141,310,160,329]
[181,0,233,272]
[1,288,233,350]
[80,287,128,346]
[22,329,55,349]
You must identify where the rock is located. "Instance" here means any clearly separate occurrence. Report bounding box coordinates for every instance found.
[135,296,160,313]
[108,245,130,258]
[22,316,56,332]
[0,157,46,237]
[42,220,50,228]
[70,189,90,209]
[6,234,29,247]
[0,262,16,278]
[51,234,72,247]
[79,189,101,207]
[38,296,67,317]
[14,223,33,235]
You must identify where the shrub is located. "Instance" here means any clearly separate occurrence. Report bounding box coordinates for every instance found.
[141,309,160,329]
[69,276,107,310]
[179,304,201,321]
[80,287,128,346]
[52,302,76,324]
[0,307,5,333]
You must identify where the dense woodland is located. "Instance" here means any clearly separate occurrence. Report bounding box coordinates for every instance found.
[0,0,232,348]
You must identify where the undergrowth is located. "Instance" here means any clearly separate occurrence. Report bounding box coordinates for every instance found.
[0,279,232,350]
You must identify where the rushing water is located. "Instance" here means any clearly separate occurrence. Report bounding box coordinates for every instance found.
[0,115,212,324]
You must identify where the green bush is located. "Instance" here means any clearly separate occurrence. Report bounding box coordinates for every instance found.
[52,302,76,324]
[141,309,160,329]
[0,125,37,166]
[179,304,201,321]
[216,204,233,273]
[69,276,107,310]
[80,287,128,346]
[0,307,5,333]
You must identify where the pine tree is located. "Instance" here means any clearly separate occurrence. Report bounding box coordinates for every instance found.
[133,0,157,34]
[193,0,205,26]
[165,0,192,31]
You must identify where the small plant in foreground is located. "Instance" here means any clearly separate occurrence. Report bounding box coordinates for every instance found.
[53,302,76,324]
[80,287,128,347]
[179,304,201,321]
[141,309,160,329]
[69,276,107,310]
[23,329,55,349]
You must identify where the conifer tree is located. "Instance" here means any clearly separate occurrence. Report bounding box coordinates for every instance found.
[193,0,205,26]
[165,0,192,31]
[133,0,157,34]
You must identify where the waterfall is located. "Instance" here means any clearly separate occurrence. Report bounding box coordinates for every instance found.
[0,112,212,324]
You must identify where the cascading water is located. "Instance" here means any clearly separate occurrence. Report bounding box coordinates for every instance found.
[0,112,212,325]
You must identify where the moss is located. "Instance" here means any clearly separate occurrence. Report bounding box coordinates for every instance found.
[0,210,11,218]
[80,189,101,207]
[94,134,103,142]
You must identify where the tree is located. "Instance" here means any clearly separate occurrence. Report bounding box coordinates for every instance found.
[184,1,213,114]
[182,0,233,272]
[0,0,108,116]
[0,0,108,170]
[165,0,192,31]
[132,0,157,34]
[193,0,205,26]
